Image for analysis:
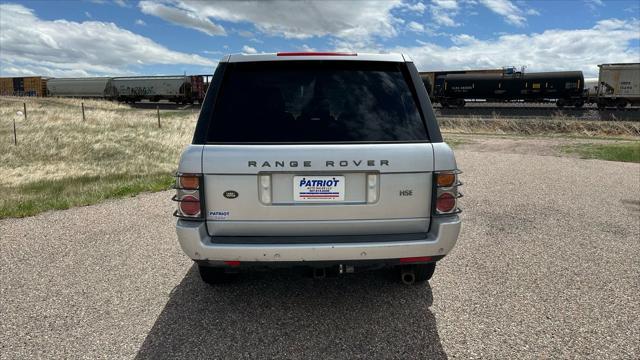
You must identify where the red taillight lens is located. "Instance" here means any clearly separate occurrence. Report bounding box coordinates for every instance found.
[179,195,200,216]
[436,192,456,213]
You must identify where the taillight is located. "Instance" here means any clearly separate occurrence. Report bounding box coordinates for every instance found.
[433,170,462,215]
[179,195,200,216]
[173,173,203,219]
[435,173,455,187]
[436,192,455,213]
[179,175,199,190]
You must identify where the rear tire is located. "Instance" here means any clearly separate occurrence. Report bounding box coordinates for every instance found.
[198,265,234,285]
[414,263,436,282]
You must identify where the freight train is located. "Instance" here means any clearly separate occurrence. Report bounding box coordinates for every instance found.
[0,75,209,104]
[2,63,637,109]
[421,63,640,109]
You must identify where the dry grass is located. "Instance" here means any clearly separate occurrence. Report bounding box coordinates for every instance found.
[1,96,638,218]
[439,116,640,138]
[0,96,196,217]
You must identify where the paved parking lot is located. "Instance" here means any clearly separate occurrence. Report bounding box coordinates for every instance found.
[1,150,639,359]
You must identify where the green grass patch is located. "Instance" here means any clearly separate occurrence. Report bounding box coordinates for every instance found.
[561,142,640,163]
[0,173,174,218]
[1,96,196,218]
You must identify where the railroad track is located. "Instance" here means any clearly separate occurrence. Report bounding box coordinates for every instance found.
[434,104,639,111]
[435,105,640,121]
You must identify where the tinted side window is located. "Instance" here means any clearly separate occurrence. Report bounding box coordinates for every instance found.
[206,61,428,143]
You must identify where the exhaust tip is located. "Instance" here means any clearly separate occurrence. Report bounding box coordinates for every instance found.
[401,270,416,285]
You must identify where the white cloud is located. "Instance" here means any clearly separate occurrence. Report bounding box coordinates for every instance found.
[408,21,425,32]
[301,44,317,52]
[594,18,630,30]
[135,19,146,26]
[241,45,258,54]
[479,0,527,26]
[392,19,640,77]
[450,33,479,45]
[139,1,226,36]
[139,0,404,43]
[0,4,215,77]
[433,0,459,10]
[430,0,460,27]
[398,1,427,13]
[84,11,92,19]
[237,30,254,38]
[114,0,128,7]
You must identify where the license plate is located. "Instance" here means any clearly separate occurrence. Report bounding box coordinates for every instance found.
[293,176,345,202]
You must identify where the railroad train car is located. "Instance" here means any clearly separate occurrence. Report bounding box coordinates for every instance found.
[430,70,585,108]
[0,76,47,97]
[593,63,640,109]
[190,75,206,103]
[2,75,207,103]
[47,77,112,98]
[420,69,503,97]
[107,76,195,104]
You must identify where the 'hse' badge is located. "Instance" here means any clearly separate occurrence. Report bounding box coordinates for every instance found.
[223,190,239,199]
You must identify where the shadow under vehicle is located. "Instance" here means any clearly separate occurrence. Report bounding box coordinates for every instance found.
[135,266,447,359]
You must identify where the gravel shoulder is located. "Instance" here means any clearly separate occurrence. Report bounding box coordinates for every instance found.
[1,151,639,359]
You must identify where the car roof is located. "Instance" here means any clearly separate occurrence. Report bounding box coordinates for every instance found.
[223,52,410,63]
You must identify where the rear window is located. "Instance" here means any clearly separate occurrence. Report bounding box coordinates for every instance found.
[206,61,428,143]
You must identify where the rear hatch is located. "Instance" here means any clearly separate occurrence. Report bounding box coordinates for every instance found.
[200,59,435,237]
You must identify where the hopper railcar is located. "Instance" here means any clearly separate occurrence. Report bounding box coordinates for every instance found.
[592,63,640,109]
[106,76,195,104]
[25,75,208,104]
[47,77,112,98]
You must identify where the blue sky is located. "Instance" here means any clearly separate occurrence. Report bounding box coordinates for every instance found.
[1,0,639,78]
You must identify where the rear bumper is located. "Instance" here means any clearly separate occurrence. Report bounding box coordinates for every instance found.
[176,216,461,263]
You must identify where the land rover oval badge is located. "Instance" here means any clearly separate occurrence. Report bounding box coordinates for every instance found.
[223,190,239,199]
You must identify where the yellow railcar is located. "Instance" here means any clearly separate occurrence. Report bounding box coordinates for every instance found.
[0,76,47,96]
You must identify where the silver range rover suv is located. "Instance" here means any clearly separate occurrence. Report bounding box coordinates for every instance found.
[174,52,462,285]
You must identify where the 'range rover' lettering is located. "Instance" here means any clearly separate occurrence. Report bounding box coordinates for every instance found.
[248,160,390,168]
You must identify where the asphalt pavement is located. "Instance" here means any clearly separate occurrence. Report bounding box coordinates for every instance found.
[1,150,639,359]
